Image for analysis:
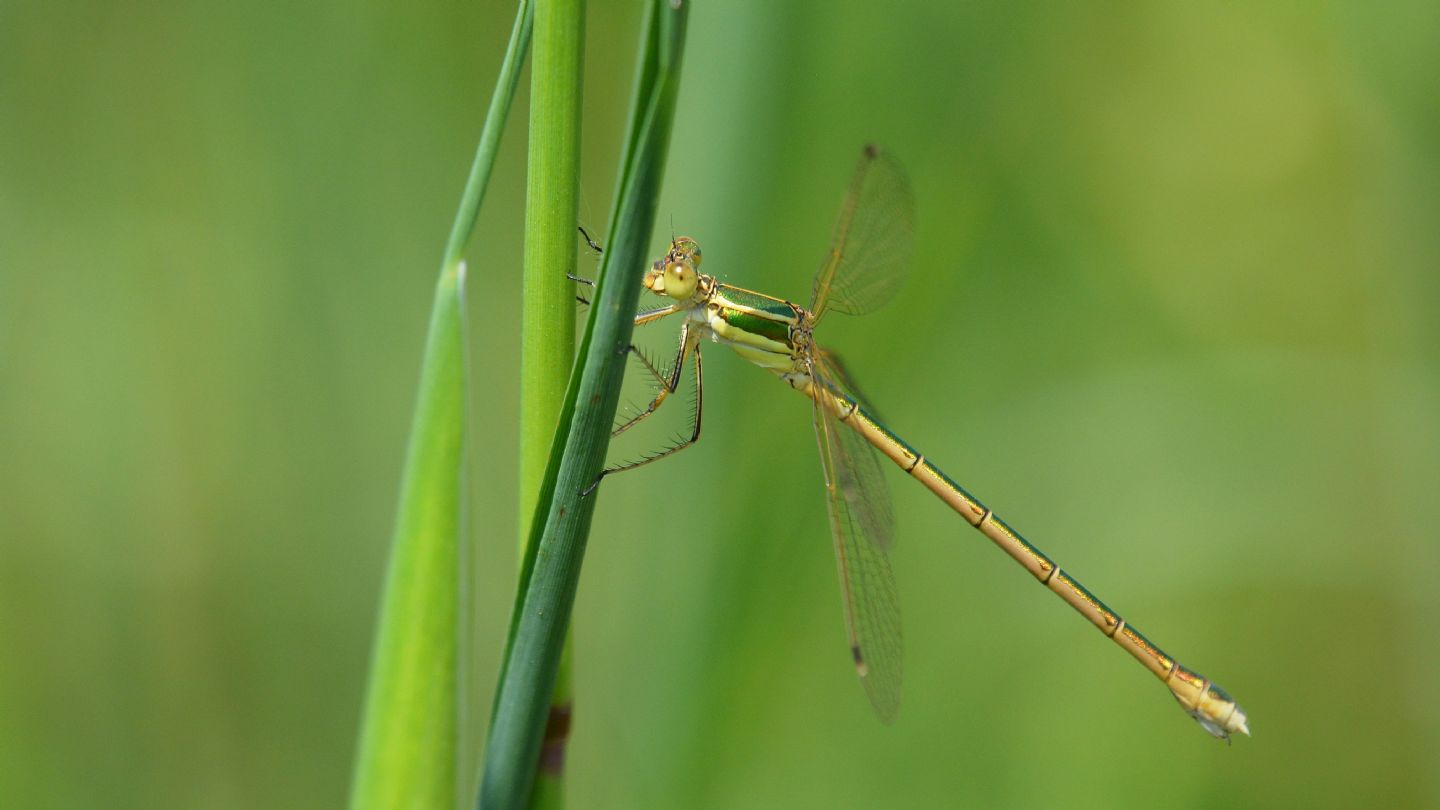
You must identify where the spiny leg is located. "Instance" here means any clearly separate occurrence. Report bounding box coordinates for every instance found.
[584,329,703,494]
[570,221,698,493]
[572,226,603,303]
[572,225,679,322]
[578,225,604,255]
[570,272,595,306]
[612,323,693,438]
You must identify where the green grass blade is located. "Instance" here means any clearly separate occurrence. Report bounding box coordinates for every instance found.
[349,262,467,810]
[444,0,535,269]
[349,3,532,809]
[478,2,689,808]
[519,0,583,548]
[516,0,584,806]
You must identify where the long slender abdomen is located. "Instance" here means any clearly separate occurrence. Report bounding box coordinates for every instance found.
[802,380,1249,739]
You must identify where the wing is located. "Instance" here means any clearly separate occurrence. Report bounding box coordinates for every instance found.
[809,145,916,322]
[814,351,894,552]
[810,356,902,722]
[814,346,884,428]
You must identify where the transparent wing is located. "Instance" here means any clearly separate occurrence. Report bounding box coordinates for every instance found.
[810,356,902,722]
[809,145,915,321]
[815,351,894,552]
[814,346,884,429]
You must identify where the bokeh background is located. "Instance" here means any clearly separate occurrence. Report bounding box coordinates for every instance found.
[3,1,1438,807]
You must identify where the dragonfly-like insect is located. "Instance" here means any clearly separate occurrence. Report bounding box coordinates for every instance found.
[587,144,1249,739]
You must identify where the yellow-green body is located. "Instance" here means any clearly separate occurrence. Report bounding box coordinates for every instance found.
[618,146,1248,740]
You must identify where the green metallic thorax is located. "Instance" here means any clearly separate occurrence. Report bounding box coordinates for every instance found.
[719,308,791,344]
[698,283,808,373]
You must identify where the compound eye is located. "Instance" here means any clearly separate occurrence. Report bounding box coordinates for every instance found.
[672,237,702,268]
[663,261,698,299]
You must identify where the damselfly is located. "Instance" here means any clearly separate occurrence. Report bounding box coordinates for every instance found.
[595,145,1248,739]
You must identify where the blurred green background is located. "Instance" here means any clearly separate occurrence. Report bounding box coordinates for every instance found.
[3,1,1438,807]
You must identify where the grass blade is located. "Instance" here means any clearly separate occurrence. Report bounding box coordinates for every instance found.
[478,2,689,807]
[516,0,585,804]
[349,3,533,809]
